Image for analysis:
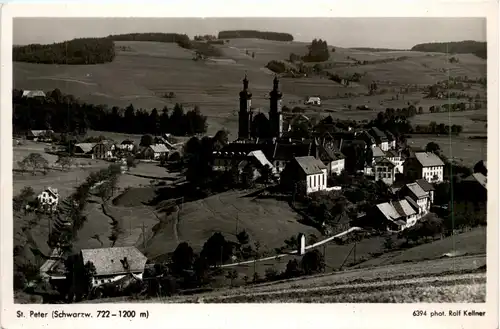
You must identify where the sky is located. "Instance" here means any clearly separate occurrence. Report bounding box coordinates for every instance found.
[13,17,486,49]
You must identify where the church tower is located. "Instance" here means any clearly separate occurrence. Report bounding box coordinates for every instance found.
[238,74,253,140]
[269,75,283,138]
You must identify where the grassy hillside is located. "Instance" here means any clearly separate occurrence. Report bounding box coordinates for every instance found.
[14,38,487,138]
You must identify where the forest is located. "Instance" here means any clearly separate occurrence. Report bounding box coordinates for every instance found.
[411,41,487,59]
[218,30,294,42]
[12,89,207,137]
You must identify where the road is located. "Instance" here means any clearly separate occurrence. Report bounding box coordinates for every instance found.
[221,227,362,268]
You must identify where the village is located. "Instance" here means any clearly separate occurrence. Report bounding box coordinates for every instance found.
[13,74,487,303]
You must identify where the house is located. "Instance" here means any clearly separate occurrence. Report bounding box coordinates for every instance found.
[473,160,487,176]
[117,140,135,152]
[461,173,487,201]
[371,146,386,163]
[92,141,116,160]
[371,199,418,231]
[373,158,397,185]
[384,149,404,174]
[415,178,436,204]
[356,131,376,149]
[369,127,389,151]
[280,156,328,194]
[22,90,46,98]
[402,182,430,215]
[36,187,59,213]
[143,144,169,160]
[237,150,277,181]
[385,131,397,149]
[74,143,95,155]
[403,152,445,183]
[318,145,345,176]
[79,246,148,288]
[26,130,54,142]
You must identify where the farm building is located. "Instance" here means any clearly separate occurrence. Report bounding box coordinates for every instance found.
[117,140,135,151]
[415,179,435,204]
[403,152,445,183]
[369,127,389,151]
[143,144,169,160]
[92,141,116,160]
[401,182,431,215]
[280,155,328,195]
[26,130,54,142]
[79,246,148,288]
[22,90,46,98]
[368,199,418,232]
[74,143,96,155]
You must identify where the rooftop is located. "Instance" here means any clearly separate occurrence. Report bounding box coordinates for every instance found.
[81,246,148,277]
[463,172,487,189]
[405,182,428,199]
[414,152,445,167]
[377,199,416,222]
[149,144,169,153]
[294,156,327,175]
[415,178,435,192]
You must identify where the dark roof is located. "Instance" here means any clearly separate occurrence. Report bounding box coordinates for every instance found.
[415,179,435,192]
[405,182,428,199]
[374,158,396,167]
[385,131,396,142]
[318,144,345,162]
[463,173,487,189]
[404,196,420,211]
[385,149,400,158]
[294,156,327,175]
[370,127,388,142]
[81,247,147,276]
[357,131,375,144]
[121,140,134,145]
[272,143,313,161]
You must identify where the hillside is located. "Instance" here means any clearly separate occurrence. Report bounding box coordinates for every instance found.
[411,40,487,59]
[218,30,294,41]
[13,38,487,138]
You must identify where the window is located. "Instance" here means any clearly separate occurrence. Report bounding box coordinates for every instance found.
[314,175,316,187]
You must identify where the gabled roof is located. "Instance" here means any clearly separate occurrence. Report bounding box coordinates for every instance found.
[318,144,345,162]
[372,146,385,157]
[248,150,274,169]
[385,131,396,142]
[384,149,400,158]
[272,143,312,161]
[374,157,396,167]
[405,182,428,199]
[149,144,169,153]
[414,152,445,167]
[370,127,388,142]
[30,130,54,137]
[75,143,96,153]
[376,200,416,222]
[415,178,435,192]
[294,156,327,175]
[404,196,420,212]
[81,246,148,276]
[463,173,487,189]
[121,140,134,145]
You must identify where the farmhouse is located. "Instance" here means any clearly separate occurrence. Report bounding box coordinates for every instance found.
[80,246,148,288]
[22,90,46,98]
[317,144,345,175]
[370,199,418,232]
[92,141,116,160]
[280,156,328,195]
[74,143,96,155]
[369,127,389,151]
[117,140,135,151]
[143,144,169,160]
[384,149,404,174]
[415,179,435,204]
[403,152,445,183]
[26,130,54,142]
[36,187,59,213]
[402,182,431,215]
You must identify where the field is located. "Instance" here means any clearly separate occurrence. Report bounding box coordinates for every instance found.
[406,135,487,166]
[14,39,487,138]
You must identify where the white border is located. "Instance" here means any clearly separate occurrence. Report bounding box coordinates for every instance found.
[1,2,498,329]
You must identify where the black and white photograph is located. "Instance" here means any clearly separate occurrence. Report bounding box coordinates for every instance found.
[1,2,498,329]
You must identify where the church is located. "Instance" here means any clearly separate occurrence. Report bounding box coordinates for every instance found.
[237,74,284,141]
[212,75,345,175]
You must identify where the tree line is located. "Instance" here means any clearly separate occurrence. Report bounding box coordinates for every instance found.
[12,88,207,137]
[217,30,294,41]
[13,37,116,64]
[411,41,487,59]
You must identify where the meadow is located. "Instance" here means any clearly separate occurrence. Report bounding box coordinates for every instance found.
[14,39,487,138]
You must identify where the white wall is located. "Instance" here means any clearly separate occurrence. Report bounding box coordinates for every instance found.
[329,159,345,175]
[422,166,444,183]
[306,170,327,194]
[380,141,389,151]
[92,272,144,288]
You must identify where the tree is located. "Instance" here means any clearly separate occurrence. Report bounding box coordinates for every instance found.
[172,242,195,274]
[425,142,440,154]
[300,249,325,275]
[13,186,36,212]
[126,156,136,170]
[284,259,302,278]
[21,153,49,176]
[225,269,238,286]
[264,267,279,281]
[56,155,73,171]
[200,232,233,266]
[236,230,250,245]
[140,134,154,147]
[212,129,229,151]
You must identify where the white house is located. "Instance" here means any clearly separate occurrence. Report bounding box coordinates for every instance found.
[415,179,436,204]
[143,144,169,160]
[374,199,418,232]
[281,156,328,194]
[80,246,148,288]
[318,144,345,176]
[384,149,404,174]
[36,187,59,213]
[403,152,445,183]
[370,127,389,151]
[403,182,431,215]
[117,140,135,152]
